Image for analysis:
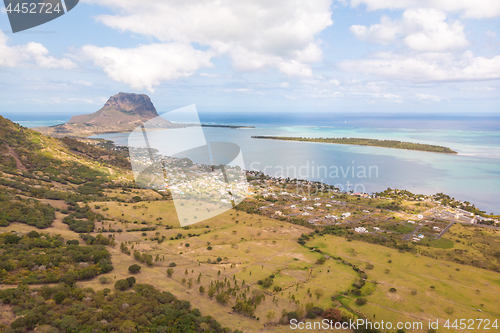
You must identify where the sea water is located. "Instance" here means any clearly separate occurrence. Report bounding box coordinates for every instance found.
[15,113,500,214]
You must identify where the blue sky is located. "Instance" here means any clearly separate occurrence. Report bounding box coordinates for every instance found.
[0,0,499,117]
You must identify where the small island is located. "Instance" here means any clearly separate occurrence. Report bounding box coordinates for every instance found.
[201,124,255,129]
[251,136,458,154]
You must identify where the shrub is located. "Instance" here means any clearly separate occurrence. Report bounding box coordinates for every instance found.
[356,298,367,306]
[389,288,397,293]
[168,262,176,267]
[115,279,131,291]
[27,231,40,238]
[128,264,141,274]
[311,307,324,316]
[307,311,317,319]
[261,277,273,288]
[287,311,299,321]
[66,239,80,245]
[99,277,108,284]
[322,308,342,323]
[126,276,136,287]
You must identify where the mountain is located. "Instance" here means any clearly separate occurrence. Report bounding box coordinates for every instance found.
[35,92,179,138]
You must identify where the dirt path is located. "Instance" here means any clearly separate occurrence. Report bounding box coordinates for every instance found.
[3,145,28,172]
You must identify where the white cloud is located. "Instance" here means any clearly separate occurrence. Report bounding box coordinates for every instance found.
[351,9,468,51]
[351,15,400,45]
[0,30,76,70]
[78,43,214,92]
[460,86,496,91]
[199,73,221,78]
[415,93,441,102]
[350,0,500,19]
[82,0,333,77]
[72,80,94,86]
[351,92,403,102]
[339,51,500,82]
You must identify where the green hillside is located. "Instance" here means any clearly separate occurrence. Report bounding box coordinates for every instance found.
[0,115,132,230]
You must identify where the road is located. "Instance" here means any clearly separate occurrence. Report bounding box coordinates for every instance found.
[436,221,455,239]
[403,225,423,241]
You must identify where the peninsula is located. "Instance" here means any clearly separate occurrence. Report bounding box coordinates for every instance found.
[201,124,255,129]
[251,136,458,154]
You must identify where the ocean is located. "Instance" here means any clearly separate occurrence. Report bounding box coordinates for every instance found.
[14,113,500,214]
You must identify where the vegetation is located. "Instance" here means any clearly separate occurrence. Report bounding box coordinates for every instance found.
[0,283,233,333]
[252,136,458,154]
[128,264,141,274]
[0,193,55,228]
[0,232,112,284]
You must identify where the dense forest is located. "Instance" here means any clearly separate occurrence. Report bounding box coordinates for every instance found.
[0,282,235,333]
[0,232,113,285]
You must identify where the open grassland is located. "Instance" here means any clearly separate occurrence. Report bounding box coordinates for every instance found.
[93,199,181,227]
[309,234,500,332]
[2,182,499,333]
[2,198,359,332]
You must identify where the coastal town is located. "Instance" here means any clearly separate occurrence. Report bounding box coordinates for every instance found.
[241,171,499,245]
[127,144,499,243]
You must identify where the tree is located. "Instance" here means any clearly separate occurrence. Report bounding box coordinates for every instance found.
[53,291,67,304]
[128,264,141,274]
[356,298,367,306]
[166,268,174,277]
[119,320,137,333]
[215,292,230,305]
[199,285,205,294]
[314,288,324,300]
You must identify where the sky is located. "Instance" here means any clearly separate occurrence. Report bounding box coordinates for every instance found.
[0,0,499,117]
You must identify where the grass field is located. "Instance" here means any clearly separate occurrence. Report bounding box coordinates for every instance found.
[3,191,500,333]
[309,234,500,332]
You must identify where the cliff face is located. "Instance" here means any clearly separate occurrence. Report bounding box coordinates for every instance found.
[35,92,177,138]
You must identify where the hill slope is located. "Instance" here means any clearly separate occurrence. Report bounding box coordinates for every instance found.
[0,114,133,229]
